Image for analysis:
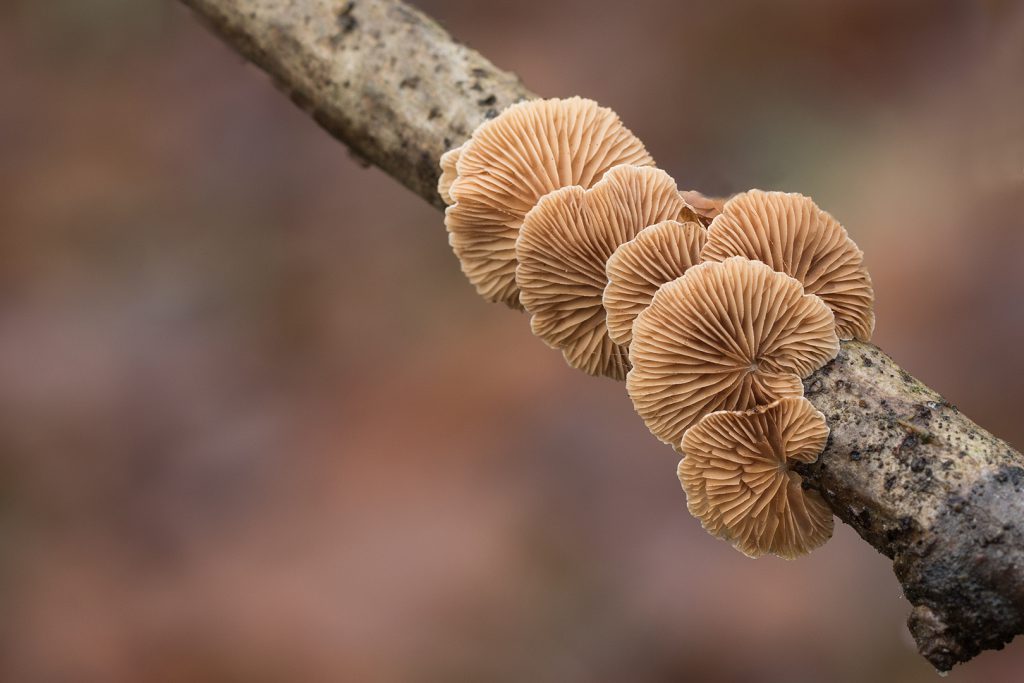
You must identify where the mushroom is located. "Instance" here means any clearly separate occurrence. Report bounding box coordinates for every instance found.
[680,189,727,224]
[516,165,690,380]
[603,220,706,348]
[437,144,462,205]
[677,396,834,559]
[627,257,839,446]
[445,97,654,308]
[700,190,875,341]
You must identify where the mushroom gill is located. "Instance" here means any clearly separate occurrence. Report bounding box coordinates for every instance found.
[438,144,463,206]
[516,165,689,380]
[700,189,875,341]
[445,97,654,308]
[627,257,839,447]
[603,219,706,348]
[678,396,834,559]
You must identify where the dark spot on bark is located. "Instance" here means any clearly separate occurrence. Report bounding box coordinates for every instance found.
[886,516,915,544]
[335,1,358,35]
[477,94,497,106]
[850,450,862,461]
[428,107,442,120]
[470,81,483,92]
[862,355,874,367]
[472,67,490,78]
[901,434,920,453]
[400,76,421,89]
[484,108,499,119]
[884,474,897,491]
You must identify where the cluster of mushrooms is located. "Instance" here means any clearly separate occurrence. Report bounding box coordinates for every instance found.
[440,97,875,559]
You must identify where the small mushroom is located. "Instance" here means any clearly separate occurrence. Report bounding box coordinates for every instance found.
[446,97,654,308]
[677,396,834,559]
[438,144,463,205]
[603,220,706,348]
[700,190,875,341]
[627,257,839,446]
[680,189,727,224]
[516,165,689,380]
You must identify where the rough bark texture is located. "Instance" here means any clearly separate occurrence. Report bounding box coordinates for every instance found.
[798,342,1024,670]
[178,0,1024,671]
[180,0,533,208]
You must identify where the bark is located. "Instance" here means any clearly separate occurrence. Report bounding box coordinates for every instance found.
[177,0,1024,670]
[798,342,1024,671]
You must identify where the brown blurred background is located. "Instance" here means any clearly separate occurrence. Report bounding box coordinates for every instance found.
[1,0,1023,681]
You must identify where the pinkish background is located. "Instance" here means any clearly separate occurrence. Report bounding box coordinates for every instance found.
[1,1,1023,681]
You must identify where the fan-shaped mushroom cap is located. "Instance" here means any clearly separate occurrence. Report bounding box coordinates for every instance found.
[603,220,706,348]
[627,257,839,446]
[700,190,875,341]
[446,97,654,308]
[516,165,689,380]
[678,396,834,559]
[437,144,462,205]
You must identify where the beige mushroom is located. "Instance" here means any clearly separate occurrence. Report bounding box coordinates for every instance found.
[680,189,727,224]
[516,165,689,380]
[603,220,706,348]
[445,97,654,308]
[627,257,839,446]
[678,396,834,559]
[700,190,875,341]
[437,144,462,205]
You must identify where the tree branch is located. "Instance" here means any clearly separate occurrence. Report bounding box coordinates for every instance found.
[177,0,1024,670]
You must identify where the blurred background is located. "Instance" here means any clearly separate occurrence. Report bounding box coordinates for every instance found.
[1,0,1023,681]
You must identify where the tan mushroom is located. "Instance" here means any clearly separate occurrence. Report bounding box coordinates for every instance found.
[446,97,654,308]
[627,257,839,446]
[677,396,834,559]
[516,165,689,380]
[437,144,462,205]
[680,189,727,224]
[700,190,875,341]
[603,220,706,348]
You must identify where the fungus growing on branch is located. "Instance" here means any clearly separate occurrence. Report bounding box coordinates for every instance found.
[515,165,689,380]
[678,396,834,559]
[680,189,727,224]
[627,257,839,446]
[700,190,875,341]
[437,145,462,205]
[603,219,706,348]
[444,97,654,308]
